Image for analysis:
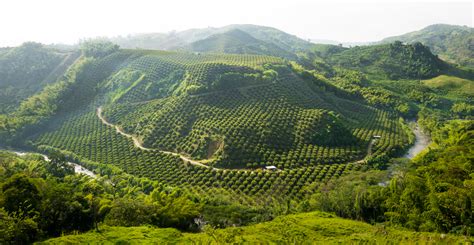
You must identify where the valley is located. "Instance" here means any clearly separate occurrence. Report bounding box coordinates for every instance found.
[0,20,472,244]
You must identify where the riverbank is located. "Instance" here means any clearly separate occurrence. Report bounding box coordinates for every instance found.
[1,148,96,178]
[404,122,431,159]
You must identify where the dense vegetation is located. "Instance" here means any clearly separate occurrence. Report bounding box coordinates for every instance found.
[382,24,474,67]
[0,22,472,243]
[42,211,472,244]
[0,151,289,243]
[303,120,473,235]
[0,42,68,113]
[319,42,446,80]
[110,24,313,53]
[185,29,297,59]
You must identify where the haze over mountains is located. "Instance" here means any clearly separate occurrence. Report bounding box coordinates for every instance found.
[108,23,473,67]
[381,24,474,66]
[110,24,312,54]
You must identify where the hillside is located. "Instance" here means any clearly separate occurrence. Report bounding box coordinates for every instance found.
[41,211,472,244]
[1,24,473,243]
[0,43,77,113]
[422,75,474,99]
[110,24,314,54]
[321,42,447,79]
[185,29,297,59]
[381,24,474,66]
[0,43,415,204]
[221,24,314,52]
[29,49,410,172]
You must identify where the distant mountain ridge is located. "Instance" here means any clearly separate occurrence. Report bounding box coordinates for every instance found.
[184,29,297,59]
[381,24,473,66]
[109,24,313,57]
[324,41,447,79]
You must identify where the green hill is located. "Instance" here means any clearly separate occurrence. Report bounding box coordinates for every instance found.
[185,29,297,59]
[422,75,474,99]
[381,24,474,66]
[222,24,314,52]
[29,49,410,171]
[0,43,77,113]
[0,43,413,201]
[110,24,313,54]
[323,42,446,79]
[0,26,473,244]
[40,211,472,244]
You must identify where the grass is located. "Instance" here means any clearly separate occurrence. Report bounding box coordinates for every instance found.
[422,75,474,98]
[39,211,473,244]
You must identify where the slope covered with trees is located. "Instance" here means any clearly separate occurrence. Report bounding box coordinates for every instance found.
[185,29,297,59]
[109,24,314,54]
[322,42,446,80]
[381,24,474,66]
[0,42,69,113]
[303,119,473,235]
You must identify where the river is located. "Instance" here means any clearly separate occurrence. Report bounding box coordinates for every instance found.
[2,149,96,178]
[404,123,431,159]
[378,121,430,187]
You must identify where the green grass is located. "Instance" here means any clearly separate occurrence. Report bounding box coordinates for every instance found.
[40,211,473,244]
[422,75,474,98]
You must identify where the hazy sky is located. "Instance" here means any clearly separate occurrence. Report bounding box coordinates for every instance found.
[1,0,472,47]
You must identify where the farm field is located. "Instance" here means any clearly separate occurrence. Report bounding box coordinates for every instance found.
[25,48,412,203]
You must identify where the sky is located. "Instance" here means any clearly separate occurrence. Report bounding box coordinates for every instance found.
[0,0,472,47]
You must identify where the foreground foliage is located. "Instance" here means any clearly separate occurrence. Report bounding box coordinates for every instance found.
[41,211,473,244]
[302,120,474,235]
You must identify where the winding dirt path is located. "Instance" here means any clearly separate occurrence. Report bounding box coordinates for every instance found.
[97,107,214,169]
[97,107,381,170]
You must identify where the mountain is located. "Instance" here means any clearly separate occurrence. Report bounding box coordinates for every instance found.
[185,29,297,59]
[381,24,474,66]
[110,24,314,54]
[221,24,314,52]
[0,42,79,114]
[317,42,447,79]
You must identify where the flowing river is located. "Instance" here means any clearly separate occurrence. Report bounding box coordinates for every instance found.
[2,148,96,178]
[404,123,431,159]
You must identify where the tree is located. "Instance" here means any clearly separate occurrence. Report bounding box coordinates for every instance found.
[104,198,152,227]
[39,183,93,236]
[147,189,202,230]
[0,208,39,244]
[0,174,41,217]
[451,102,473,118]
[80,40,119,58]
[46,151,74,178]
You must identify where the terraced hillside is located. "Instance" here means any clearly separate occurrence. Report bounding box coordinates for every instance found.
[0,42,78,113]
[22,47,411,202]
